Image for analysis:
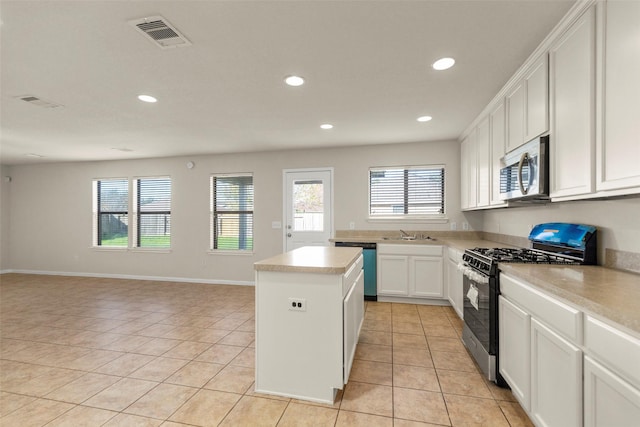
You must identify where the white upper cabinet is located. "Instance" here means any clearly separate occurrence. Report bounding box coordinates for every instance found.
[489,101,507,206]
[550,5,596,200]
[476,116,490,208]
[596,0,640,194]
[460,131,477,210]
[506,55,549,152]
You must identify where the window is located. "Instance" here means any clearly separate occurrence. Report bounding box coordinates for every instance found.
[211,174,254,251]
[369,166,445,218]
[92,179,129,247]
[133,177,172,248]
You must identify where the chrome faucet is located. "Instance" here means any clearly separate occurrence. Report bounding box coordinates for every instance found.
[400,229,410,237]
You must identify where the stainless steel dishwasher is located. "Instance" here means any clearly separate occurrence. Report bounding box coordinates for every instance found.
[334,241,377,301]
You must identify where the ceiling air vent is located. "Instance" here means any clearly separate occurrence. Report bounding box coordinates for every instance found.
[16,95,63,108]
[129,16,191,49]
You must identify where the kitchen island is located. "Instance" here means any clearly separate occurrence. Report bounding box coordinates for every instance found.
[254,246,364,403]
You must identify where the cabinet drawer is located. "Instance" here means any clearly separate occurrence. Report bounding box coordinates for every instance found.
[377,244,442,257]
[343,255,363,297]
[500,274,582,343]
[585,315,640,388]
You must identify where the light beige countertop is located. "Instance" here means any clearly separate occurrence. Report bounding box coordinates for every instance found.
[499,263,640,336]
[254,246,362,274]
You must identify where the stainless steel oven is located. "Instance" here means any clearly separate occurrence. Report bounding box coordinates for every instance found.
[500,135,549,201]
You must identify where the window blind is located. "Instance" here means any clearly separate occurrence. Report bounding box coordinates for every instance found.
[211,174,254,251]
[94,179,128,246]
[134,177,171,248]
[370,166,445,217]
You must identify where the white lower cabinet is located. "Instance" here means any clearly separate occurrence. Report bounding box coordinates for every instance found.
[500,273,640,427]
[530,318,583,427]
[498,296,531,410]
[446,248,463,318]
[377,244,443,299]
[584,356,640,427]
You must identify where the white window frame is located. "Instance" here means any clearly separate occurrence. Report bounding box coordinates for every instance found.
[132,176,172,251]
[92,178,129,249]
[368,165,447,223]
[209,173,254,254]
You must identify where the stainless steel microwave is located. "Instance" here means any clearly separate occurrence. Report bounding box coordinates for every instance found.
[499,136,549,201]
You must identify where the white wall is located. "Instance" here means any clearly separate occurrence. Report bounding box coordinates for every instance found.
[3,139,463,283]
[0,164,11,271]
[482,197,640,263]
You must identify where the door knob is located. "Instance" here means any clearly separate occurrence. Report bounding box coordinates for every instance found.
[287,233,292,237]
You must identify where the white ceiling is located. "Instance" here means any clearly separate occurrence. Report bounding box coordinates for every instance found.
[0,0,574,165]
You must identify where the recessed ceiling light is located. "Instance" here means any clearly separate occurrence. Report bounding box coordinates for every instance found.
[417,116,433,122]
[25,153,45,158]
[284,75,305,87]
[111,148,134,152]
[320,124,333,130]
[138,94,157,103]
[432,57,455,71]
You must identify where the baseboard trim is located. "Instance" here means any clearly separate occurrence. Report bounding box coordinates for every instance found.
[0,269,255,286]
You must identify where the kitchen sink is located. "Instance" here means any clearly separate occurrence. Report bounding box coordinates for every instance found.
[381,236,437,242]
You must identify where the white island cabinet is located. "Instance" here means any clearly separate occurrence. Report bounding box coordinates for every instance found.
[254,246,364,404]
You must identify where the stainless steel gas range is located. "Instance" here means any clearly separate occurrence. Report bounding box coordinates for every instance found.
[458,223,597,387]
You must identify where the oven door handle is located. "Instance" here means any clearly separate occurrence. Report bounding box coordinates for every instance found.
[457,262,489,284]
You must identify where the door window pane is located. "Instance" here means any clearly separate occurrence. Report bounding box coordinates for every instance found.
[293,180,323,231]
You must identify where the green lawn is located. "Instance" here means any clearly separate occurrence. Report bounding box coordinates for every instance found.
[100,235,170,248]
[216,236,253,250]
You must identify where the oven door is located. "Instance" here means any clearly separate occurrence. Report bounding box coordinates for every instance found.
[462,270,493,352]
[461,266,498,381]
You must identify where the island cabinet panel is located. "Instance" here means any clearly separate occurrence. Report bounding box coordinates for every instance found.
[254,247,363,404]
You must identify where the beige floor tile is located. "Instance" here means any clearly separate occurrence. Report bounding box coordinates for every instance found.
[161,340,211,360]
[393,419,445,427]
[444,394,510,426]
[419,315,454,327]
[393,364,440,392]
[431,350,478,373]
[423,324,458,338]
[354,343,392,363]
[125,383,196,419]
[169,389,241,427]
[340,381,393,417]
[437,370,493,399]
[278,401,338,426]
[66,349,123,371]
[485,378,518,401]
[46,372,121,404]
[426,336,466,353]
[393,321,425,335]
[9,366,84,397]
[129,356,188,382]
[0,398,75,427]
[393,387,450,425]
[230,346,255,368]
[166,361,225,388]
[348,359,393,386]
[358,329,393,346]
[393,347,433,368]
[45,405,118,426]
[361,318,392,332]
[219,395,287,426]
[0,391,36,417]
[102,412,163,426]
[188,327,231,344]
[136,323,177,338]
[94,353,156,376]
[84,377,158,411]
[393,333,428,349]
[335,410,393,427]
[498,400,535,427]
[133,337,181,356]
[107,334,154,352]
[196,343,244,364]
[218,330,254,346]
[205,364,255,393]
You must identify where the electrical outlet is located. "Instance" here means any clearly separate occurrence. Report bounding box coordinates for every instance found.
[462,222,469,231]
[288,298,306,312]
[450,222,457,231]
[349,221,355,230]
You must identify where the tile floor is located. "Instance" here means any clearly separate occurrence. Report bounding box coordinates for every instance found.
[0,273,533,426]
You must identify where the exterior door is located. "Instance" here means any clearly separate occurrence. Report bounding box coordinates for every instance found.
[284,169,333,252]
